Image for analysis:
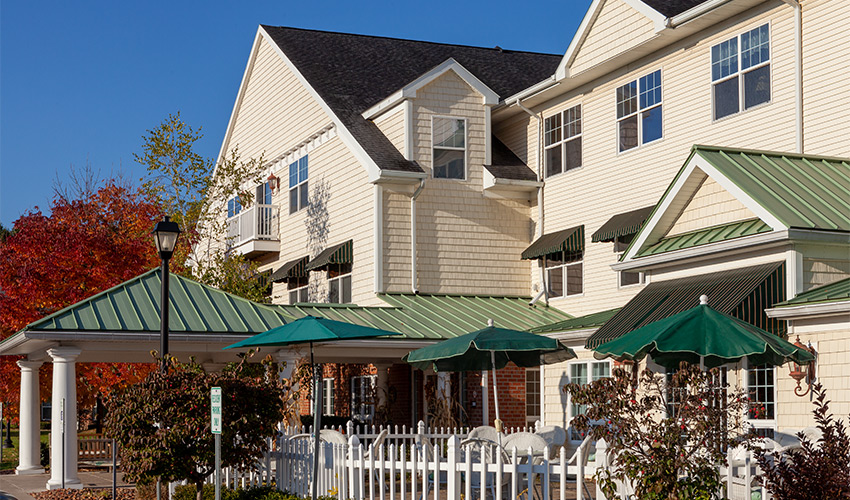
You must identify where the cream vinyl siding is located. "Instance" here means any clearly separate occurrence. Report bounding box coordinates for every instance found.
[403,70,531,295]
[542,347,598,436]
[666,176,758,237]
[266,136,379,306]
[497,4,798,316]
[224,36,332,165]
[801,0,850,157]
[383,190,412,293]
[780,317,850,431]
[802,258,850,291]
[374,106,406,157]
[571,0,658,76]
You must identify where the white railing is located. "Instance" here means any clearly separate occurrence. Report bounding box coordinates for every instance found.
[226,204,279,248]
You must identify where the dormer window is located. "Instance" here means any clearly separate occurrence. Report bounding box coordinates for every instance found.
[432,117,466,179]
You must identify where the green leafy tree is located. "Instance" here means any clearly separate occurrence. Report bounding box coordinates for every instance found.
[135,112,268,300]
[565,363,753,500]
[753,383,850,499]
[106,358,290,500]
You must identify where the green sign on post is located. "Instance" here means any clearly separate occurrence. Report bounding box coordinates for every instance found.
[211,387,222,434]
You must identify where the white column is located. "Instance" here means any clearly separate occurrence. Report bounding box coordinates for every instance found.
[274,350,298,383]
[46,346,82,490]
[374,363,391,410]
[16,360,44,475]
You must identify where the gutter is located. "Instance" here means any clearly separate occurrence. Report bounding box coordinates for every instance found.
[411,179,426,294]
[766,301,850,320]
[667,0,735,28]
[513,97,548,305]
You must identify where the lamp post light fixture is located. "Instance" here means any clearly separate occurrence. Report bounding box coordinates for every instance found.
[152,216,181,373]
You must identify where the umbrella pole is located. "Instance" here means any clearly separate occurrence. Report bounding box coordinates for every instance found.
[311,341,323,500]
[490,351,503,447]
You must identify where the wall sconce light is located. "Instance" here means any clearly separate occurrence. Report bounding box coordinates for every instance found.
[789,336,816,397]
[267,173,280,192]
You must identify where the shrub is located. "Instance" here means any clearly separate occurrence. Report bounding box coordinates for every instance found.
[754,383,850,499]
[565,362,753,500]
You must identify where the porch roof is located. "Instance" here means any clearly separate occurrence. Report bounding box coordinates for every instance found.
[774,277,850,307]
[278,294,573,340]
[528,307,621,334]
[635,218,772,257]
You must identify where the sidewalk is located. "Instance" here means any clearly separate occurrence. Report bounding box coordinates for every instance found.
[0,472,133,500]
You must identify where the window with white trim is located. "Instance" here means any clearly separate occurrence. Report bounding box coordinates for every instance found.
[616,70,662,152]
[226,195,242,218]
[289,155,309,214]
[544,104,582,178]
[432,117,466,179]
[327,263,352,304]
[614,235,644,287]
[526,367,541,425]
[322,378,334,415]
[546,250,583,298]
[747,364,776,438]
[288,276,309,304]
[351,375,376,423]
[711,24,771,120]
[568,361,610,440]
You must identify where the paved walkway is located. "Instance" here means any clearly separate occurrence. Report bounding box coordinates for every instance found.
[0,471,133,500]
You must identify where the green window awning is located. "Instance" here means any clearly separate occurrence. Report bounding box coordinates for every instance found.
[586,261,785,349]
[305,240,353,271]
[269,256,309,283]
[591,206,655,243]
[521,225,584,260]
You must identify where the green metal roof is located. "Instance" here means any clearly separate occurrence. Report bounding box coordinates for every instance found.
[636,218,772,257]
[774,277,850,307]
[592,206,654,243]
[586,262,785,349]
[692,146,850,232]
[25,268,294,334]
[372,293,572,339]
[529,307,621,334]
[522,225,584,260]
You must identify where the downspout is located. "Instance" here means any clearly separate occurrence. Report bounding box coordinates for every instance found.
[782,0,803,153]
[515,98,548,305]
[411,179,425,294]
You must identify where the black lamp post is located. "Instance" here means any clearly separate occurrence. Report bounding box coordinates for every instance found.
[152,216,181,373]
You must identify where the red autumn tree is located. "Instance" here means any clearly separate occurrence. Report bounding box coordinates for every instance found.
[0,182,176,420]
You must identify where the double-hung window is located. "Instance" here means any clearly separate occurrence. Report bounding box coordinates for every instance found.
[617,70,663,152]
[614,235,643,287]
[712,24,770,120]
[432,117,466,179]
[289,155,309,214]
[546,250,583,298]
[526,367,541,425]
[310,377,335,415]
[351,375,376,423]
[288,276,309,304]
[568,361,610,440]
[544,104,582,178]
[328,263,352,304]
[746,364,776,438]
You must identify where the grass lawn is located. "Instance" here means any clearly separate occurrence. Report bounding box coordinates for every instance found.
[0,427,50,471]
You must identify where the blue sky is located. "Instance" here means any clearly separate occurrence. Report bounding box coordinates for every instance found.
[0,0,592,227]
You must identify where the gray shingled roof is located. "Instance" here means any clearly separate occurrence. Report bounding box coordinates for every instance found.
[641,0,709,17]
[485,137,537,181]
[261,26,562,173]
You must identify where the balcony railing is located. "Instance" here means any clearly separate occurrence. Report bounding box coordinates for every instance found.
[226,204,279,249]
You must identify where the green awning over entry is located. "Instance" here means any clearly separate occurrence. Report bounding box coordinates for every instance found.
[270,256,309,282]
[586,261,785,349]
[306,240,353,271]
[591,206,655,242]
[521,225,584,260]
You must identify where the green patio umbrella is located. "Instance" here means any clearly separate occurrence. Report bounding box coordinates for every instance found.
[225,315,401,500]
[593,295,816,370]
[403,320,576,437]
